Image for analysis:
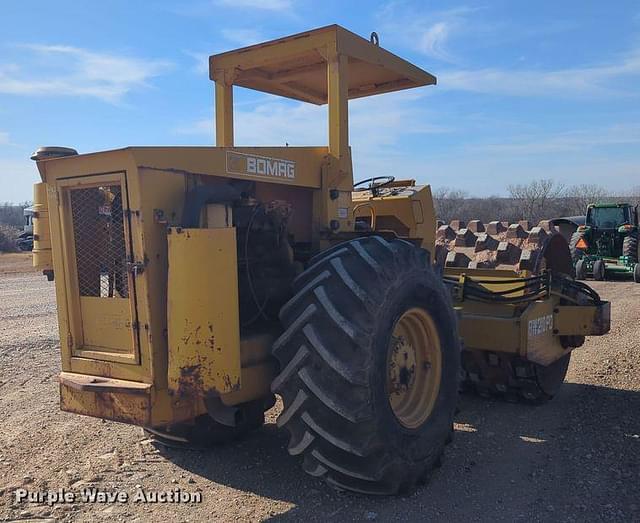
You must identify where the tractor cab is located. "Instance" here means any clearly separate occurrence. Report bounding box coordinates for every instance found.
[585,203,636,230]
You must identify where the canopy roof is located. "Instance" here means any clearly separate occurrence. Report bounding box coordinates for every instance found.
[210,24,436,105]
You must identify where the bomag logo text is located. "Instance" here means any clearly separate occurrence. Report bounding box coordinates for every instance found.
[226,152,295,179]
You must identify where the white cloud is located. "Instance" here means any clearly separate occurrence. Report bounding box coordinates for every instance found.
[378,3,640,98]
[214,0,291,11]
[439,48,640,98]
[377,4,479,62]
[0,45,171,103]
[420,22,453,61]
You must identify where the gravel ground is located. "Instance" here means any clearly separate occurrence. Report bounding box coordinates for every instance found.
[0,254,638,522]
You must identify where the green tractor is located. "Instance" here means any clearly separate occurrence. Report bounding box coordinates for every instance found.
[570,202,640,282]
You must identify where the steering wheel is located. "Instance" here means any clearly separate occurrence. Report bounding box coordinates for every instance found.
[353,176,396,193]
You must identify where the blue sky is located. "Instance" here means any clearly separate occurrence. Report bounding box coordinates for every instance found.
[1,0,639,202]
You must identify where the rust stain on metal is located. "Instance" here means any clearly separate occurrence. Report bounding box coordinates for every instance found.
[181,322,206,347]
[94,390,146,425]
[176,363,204,397]
[60,385,150,425]
[206,323,221,351]
[175,361,239,396]
[173,320,237,397]
[223,373,241,392]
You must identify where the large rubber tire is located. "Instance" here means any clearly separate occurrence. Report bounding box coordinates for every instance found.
[592,259,606,281]
[271,236,460,495]
[623,232,638,264]
[633,264,640,284]
[569,230,586,264]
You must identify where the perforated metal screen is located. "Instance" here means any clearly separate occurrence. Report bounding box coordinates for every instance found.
[70,185,129,298]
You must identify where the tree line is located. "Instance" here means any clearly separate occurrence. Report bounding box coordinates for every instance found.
[434,181,640,225]
[0,202,31,252]
[1,180,639,247]
[0,202,30,228]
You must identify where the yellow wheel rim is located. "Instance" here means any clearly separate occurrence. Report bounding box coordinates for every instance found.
[387,307,442,429]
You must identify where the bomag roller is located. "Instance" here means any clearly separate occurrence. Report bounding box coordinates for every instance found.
[30,26,611,495]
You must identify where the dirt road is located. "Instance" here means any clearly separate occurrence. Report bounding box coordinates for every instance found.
[0,255,638,522]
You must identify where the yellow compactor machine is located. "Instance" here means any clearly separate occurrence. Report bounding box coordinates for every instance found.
[31,25,610,494]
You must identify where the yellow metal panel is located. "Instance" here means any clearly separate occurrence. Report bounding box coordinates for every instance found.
[78,296,135,353]
[555,302,611,336]
[210,25,436,104]
[32,182,53,271]
[59,372,151,425]
[58,371,205,427]
[167,227,241,397]
[38,150,153,383]
[335,26,437,90]
[443,268,527,295]
[211,27,333,83]
[459,297,568,364]
[220,361,277,406]
[134,167,189,388]
[131,146,325,189]
[353,184,437,252]
[521,300,566,366]
[444,267,521,279]
[458,315,520,353]
[215,81,234,146]
[56,173,140,364]
[327,52,349,174]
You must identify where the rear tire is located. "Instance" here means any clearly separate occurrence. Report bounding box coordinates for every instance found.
[634,263,640,284]
[271,236,460,495]
[575,259,586,280]
[623,232,638,264]
[592,259,606,281]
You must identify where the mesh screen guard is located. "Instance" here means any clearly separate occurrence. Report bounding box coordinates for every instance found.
[70,185,129,298]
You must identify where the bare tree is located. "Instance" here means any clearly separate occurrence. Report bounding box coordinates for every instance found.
[433,187,468,223]
[628,186,640,209]
[0,202,30,228]
[507,179,565,223]
[463,196,511,223]
[0,224,20,252]
[564,184,610,216]
[428,181,638,227]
